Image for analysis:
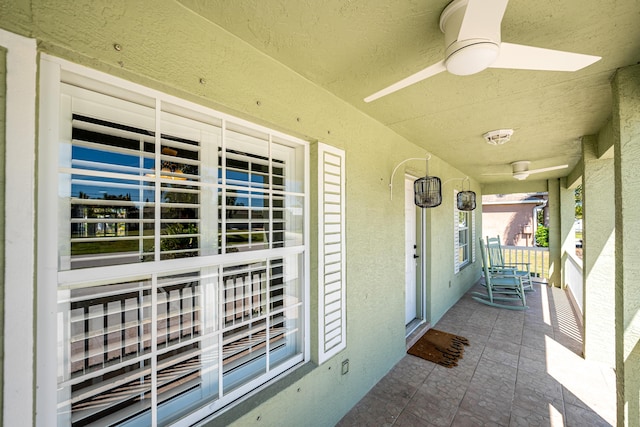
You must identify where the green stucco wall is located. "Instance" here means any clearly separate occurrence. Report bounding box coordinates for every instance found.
[0,2,480,425]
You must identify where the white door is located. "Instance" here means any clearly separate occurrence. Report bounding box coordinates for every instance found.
[405,177,417,324]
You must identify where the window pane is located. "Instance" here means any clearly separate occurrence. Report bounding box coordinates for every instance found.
[221,190,270,253]
[269,254,303,370]
[57,279,152,426]
[155,270,220,425]
[282,195,304,247]
[456,208,471,266]
[158,125,201,261]
[221,261,269,394]
[272,138,305,194]
[269,306,302,370]
[65,112,156,270]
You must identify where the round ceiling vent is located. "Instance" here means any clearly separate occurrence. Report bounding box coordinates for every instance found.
[483,129,514,145]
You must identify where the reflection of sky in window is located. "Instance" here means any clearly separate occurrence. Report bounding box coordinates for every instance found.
[73,146,153,169]
[227,191,266,207]
[226,170,265,186]
[71,178,155,202]
[71,146,154,201]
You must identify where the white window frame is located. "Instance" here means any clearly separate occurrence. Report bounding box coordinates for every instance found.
[36,55,310,426]
[454,190,475,274]
[1,29,37,426]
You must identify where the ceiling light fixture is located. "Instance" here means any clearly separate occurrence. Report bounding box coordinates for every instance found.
[483,129,514,145]
[445,43,500,76]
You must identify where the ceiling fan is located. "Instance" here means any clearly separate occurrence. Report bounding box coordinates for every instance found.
[364,0,601,103]
[482,161,569,180]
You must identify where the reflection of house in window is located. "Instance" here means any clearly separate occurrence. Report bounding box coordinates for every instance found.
[72,201,133,238]
[68,274,209,425]
[68,260,293,425]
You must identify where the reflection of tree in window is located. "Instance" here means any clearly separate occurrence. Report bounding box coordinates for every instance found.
[159,136,200,259]
[70,115,155,265]
[218,148,284,253]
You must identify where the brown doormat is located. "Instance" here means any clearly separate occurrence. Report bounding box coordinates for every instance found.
[407,329,470,368]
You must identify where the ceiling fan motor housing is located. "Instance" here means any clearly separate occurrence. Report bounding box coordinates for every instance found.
[511,161,531,180]
[440,0,501,75]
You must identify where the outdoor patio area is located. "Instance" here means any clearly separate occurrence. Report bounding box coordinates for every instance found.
[337,282,616,426]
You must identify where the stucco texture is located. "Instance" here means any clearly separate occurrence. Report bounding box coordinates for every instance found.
[613,64,640,427]
[582,135,615,367]
[0,2,481,426]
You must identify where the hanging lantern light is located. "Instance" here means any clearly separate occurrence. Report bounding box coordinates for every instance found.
[456,177,476,211]
[414,176,442,208]
[413,155,442,208]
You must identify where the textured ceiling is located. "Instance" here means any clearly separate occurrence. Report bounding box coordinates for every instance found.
[179,0,640,183]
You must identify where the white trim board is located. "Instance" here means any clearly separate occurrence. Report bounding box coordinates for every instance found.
[0,29,37,426]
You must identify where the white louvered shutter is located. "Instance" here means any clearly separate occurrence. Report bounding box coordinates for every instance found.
[317,143,346,364]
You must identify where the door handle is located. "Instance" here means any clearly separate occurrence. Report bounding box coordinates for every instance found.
[413,254,419,259]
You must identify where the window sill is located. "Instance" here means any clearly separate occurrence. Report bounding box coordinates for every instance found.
[195,361,316,426]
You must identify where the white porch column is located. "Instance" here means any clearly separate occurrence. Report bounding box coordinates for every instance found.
[547,178,561,287]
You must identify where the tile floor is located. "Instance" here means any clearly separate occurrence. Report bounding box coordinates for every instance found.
[337,282,616,426]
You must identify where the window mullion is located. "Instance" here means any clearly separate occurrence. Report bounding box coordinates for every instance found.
[268,134,274,249]
[154,101,162,262]
[139,136,145,259]
[151,273,158,426]
[151,98,162,425]
[265,258,272,371]
[221,119,227,255]
[217,264,225,399]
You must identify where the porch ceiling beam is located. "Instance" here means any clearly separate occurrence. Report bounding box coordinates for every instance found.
[566,160,583,189]
[597,119,615,159]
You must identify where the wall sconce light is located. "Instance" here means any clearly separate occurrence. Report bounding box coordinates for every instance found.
[389,154,442,208]
[455,176,476,211]
[443,176,476,211]
[457,190,476,211]
[414,175,442,208]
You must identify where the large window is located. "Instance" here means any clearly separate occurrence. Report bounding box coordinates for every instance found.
[454,191,475,273]
[40,59,308,426]
[457,211,471,266]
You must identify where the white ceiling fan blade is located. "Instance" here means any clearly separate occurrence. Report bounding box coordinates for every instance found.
[364,60,446,103]
[490,43,601,72]
[527,164,569,174]
[481,172,512,176]
[457,0,509,42]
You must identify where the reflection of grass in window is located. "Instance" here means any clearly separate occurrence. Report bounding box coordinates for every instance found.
[226,230,266,246]
[71,230,155,255]
[227,233,265,242]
